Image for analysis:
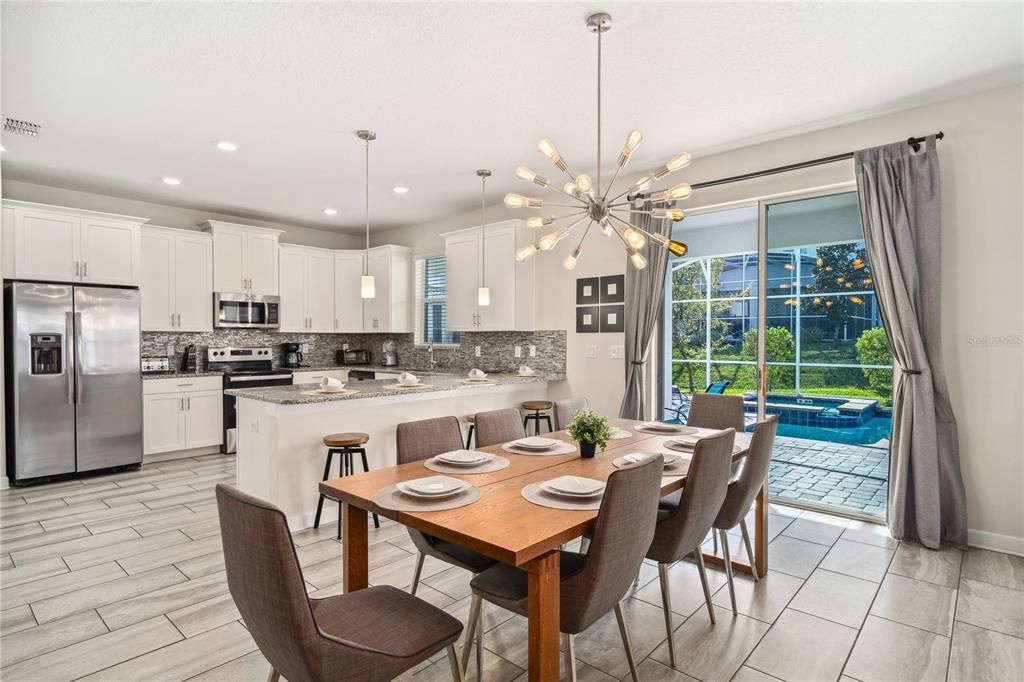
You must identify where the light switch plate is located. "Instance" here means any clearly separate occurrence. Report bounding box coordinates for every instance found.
[475,346,482,357]
[301,343,309,354]
[342,342,349,351]
[610,345,625,359]
[166,344,175,356]
[584,344,598,359]
[529,345,537,357]
[514,346,522,358]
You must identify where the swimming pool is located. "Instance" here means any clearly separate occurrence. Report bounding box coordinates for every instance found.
[775,416,892,446]
[740,393,891,445]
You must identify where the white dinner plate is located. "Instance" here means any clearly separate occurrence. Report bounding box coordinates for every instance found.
[513,437,559,450]
[396,476,468,498]
[436,450,493,465]
[544,475,606,496]
[621,452,684,467]
[638,421,689,433]
[670,434,702,447]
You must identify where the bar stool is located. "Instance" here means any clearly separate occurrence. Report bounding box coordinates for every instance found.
[314,432,380,538]
[464,415,476,449]
[521,400,554,435]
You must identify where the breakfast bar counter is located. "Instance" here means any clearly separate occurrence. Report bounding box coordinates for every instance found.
[229,372,563,528]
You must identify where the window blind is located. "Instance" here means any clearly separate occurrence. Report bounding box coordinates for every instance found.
[415,255,460,346]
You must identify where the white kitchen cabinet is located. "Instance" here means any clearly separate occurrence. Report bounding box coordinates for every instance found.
[292,369,347,385]
[143,377,224,455]
[141,226,213,332]
[2,200,145,285]
[200,221,282,295]
[362,245,412,333]
[443,220,535,331]
[279,245,335,332]
[333,250,365,332]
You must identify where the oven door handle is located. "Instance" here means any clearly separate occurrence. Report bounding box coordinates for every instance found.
[227,374,293,383]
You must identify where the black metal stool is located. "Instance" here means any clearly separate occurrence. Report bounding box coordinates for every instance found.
[521,401,554,435]
[464,415,476,449]
[315,432,380,538]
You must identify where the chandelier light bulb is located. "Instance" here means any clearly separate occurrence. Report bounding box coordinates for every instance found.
[538,138,568,172]
[516,243,538,262]
[538,230,566,251]
[599,219,614,237]
[629,249,648,270]
[575,174,593,193]
[515,165,549,187]
[652,182,693,202]
[655,151,692,179]
[563,248,581,271]
[618,129,643,166]
[623,228,646,249]
[505,193,542,209]
[666,239,688,257]
[526,216,554,229]
[652,207,685,221]
[630,176,653,193]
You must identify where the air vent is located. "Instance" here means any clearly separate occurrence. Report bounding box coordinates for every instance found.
[3,117,41,136]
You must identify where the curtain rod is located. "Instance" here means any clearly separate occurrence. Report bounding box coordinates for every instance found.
[680,131,945,191]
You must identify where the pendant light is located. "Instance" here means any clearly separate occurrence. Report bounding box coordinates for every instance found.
[476,169,492,306]
[358,130,376,299]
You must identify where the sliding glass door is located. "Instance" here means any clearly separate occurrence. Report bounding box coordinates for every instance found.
[661,189,893,520]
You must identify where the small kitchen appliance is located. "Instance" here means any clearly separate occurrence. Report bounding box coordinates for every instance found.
[381,340,398,367]
[338,349,371,365]
[280,342,303,368]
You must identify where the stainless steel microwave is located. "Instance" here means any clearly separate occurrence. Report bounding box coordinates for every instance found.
[214,292,280,329]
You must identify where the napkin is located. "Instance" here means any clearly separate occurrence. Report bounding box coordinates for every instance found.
[518,365,536,376]
[467,368,487,379]
[398,372,420,386]
[321,376,345,391]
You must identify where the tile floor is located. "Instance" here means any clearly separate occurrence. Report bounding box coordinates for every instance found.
[2,454,1022,681]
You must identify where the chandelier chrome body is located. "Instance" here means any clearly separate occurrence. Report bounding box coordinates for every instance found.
[506,12,690,271]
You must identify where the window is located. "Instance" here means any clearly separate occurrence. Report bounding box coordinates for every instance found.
[415,255,460,346]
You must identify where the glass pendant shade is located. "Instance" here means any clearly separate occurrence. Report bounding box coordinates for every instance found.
[360,275,376,299]
[478,287,491,306]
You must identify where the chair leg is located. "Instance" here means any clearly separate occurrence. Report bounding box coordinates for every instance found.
[460,594,482,675]
[694,548,716,624]
[313,450,335,529]
[465,424,475,450]
[355,448,380,528]
[579,536,591,553]
[614,601,640,682]
[446,644,465,682]
[544,415,553,433]
[720,529,737,615]
[523,414,530,431]
[267,666,280,682]
[563,632,577,682]
[657,562,677,669]
[740,519,759,582]
[712,528,718,554]
[409,551,426,595]
[475,602,484,679]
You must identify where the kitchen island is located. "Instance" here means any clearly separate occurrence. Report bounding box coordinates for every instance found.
[227,372,562,529]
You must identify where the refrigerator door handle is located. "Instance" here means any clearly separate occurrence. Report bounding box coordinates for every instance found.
[65,311,75,405]
[74,312,84,404]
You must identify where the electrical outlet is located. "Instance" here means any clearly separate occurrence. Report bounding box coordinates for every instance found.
[610,345,625,359]
[584,344,598,359]
[166,344,175,356]
[475,346,481,357]
[342,342,350,351]
[514,346,522,358]
[301,343,309,354]
[529,345,537,357]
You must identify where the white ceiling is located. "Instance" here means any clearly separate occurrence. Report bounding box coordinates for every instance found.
[2,2,1021,234]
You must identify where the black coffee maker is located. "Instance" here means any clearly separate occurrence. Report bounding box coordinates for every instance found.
[280,343,303,368]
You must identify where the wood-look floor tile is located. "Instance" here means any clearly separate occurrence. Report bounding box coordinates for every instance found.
[142,487,216,510]
[294,538,343,567]
[422,564,475,601]
[947,620,1024,682]
[0,609,109,667]
[1,521,45,543]
[2,499,100,527]
[0,556,69,587]
[843,615,949,682]
[86,504,198,535]
[0,605,38,636]
[186,649,270,682]
[961,548,1024,591]
[0,555,10,570]
[31,564,187,625]
[956,577,1024,638]
[10,479,86,502]
[64,529,192,571]
[888,541,962,588]
[0,524,91,556]
[788,568,879,628]
[10,527,140,566]
[172,515,222,540]
[870,572,956,636]
[817,538,894,582]
[2,561,126,609]
[97,570,229,630]
[39,501,151,532]
[648,604,770,681]
[0,615,182,681]
[710,570,805,624]
[746,609,857,682]
[174,551,226,579]
[101,483,195,507]
[21,481,121,505]
[117,533,224,575]
[367,551,447,590]
[166,592,240,638]
[66,482,162,506]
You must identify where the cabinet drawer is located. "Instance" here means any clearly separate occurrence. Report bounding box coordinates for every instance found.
[292,369,347,385]
[143,376,223,395]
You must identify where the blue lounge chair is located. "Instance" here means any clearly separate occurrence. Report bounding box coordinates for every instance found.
[664,380,732,423]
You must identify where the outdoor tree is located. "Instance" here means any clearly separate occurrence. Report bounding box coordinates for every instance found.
[741,326,796,390]
[855,327,893,402]
[802,243,872,342]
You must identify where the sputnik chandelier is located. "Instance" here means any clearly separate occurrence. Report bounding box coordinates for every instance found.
[506,12,690,271]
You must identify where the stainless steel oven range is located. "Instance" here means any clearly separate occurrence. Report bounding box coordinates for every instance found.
[207,347,292,453]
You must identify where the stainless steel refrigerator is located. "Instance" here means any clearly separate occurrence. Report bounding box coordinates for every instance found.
[4,282,142,484]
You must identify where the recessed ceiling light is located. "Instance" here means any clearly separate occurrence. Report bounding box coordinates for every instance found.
[393,186,410,195]
[323,208,337,216]
[162,177,181,186]
[216,141,239,152]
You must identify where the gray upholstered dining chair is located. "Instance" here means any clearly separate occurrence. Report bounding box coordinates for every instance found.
[646,429,735,670]
[553,397,589,431]
[713,415,778,614]
[473,408,527,447]
[462,455,664,681]
[215,483,465,682]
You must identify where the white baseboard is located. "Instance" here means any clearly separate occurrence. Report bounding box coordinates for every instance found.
[968,528,1024,557]
[0,476,8,491]
[287,506,338,532]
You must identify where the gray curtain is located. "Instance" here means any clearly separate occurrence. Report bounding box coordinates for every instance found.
[619,198,671,420]
[854,135,967,549]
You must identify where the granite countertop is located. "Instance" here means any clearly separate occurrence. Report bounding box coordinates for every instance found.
[275,364,409,373]
[226,372,563,405]
[142,370,223,380]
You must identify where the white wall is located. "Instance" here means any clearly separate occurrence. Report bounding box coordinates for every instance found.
[1,179,364,250]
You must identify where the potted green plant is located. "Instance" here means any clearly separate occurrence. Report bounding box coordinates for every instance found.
[565,409,612,459]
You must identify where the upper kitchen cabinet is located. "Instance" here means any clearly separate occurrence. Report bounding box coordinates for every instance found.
[2,200,145,286]
[443,220,535,331]
[362,244,412,333]
[140,226,213,332]
[333,250,365,332]
[279,244,335,332]
[200,220,282,295]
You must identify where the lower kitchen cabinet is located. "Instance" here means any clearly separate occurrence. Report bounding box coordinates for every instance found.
[292,369,347,385]
[143,377,224,455]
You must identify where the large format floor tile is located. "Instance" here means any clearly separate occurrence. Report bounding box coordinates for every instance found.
[887,541,962,587]
[843,615,949,682]
[817,538,894,582]
[788,568,879,628]
[746,609,858,682]
[955,577,1024,638]
[766,536,828,579]
[947,620,1024,682]
[648,605,770,681]
[961,547,1024,591]
[869,572,956,636]
[710,571,805,624]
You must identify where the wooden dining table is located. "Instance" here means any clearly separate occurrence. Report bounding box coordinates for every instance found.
[320,418,766,681]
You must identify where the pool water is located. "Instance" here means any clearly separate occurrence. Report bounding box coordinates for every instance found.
[773,416,892,446]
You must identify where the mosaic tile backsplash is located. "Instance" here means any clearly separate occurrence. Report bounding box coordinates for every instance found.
[141,329,567,375]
